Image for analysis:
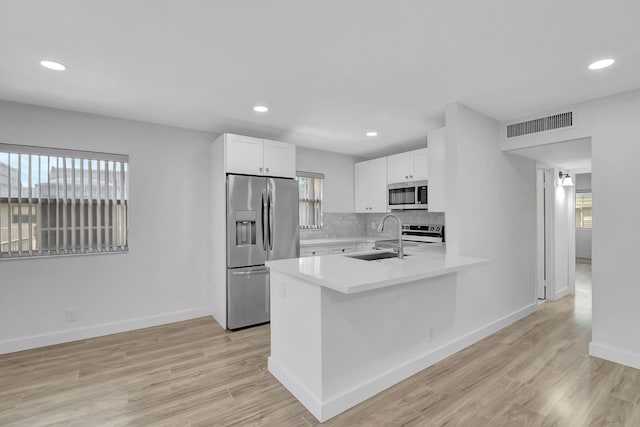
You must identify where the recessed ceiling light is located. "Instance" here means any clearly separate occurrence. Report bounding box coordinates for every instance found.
[588,58,615,70]
[366,131,378,137]
[40,60,66,71]
[253,105,269,113]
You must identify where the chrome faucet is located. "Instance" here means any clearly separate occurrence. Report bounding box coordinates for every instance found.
[377,214,404,259]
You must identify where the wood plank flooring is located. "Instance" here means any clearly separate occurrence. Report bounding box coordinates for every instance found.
[2,263,639,426]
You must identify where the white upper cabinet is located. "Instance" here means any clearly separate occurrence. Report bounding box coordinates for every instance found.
[225,134,264,176]
[224,134,296,178]
[369,157,388,212]
[354,161,370,213]
[412,148,428,181]
[387,152,414,183]
[355,157,388,213]
[263,139,296,178]
[427,128,446,212]
[387,148,428,184]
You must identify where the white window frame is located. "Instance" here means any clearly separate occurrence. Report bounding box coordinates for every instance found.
[575,191,592,229]
[0,143,129,259]
[297,171,324,230]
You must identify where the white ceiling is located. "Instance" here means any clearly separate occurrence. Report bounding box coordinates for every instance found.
[507,138,592,170]
[1,1,639,157]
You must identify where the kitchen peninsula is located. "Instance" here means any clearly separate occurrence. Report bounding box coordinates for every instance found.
[266,250,488,422]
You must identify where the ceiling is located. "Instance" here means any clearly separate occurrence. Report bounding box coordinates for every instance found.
[507,138,592,170]
[1,1,639,157]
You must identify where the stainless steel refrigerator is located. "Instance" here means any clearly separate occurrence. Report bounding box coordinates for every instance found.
[226,174,299,329]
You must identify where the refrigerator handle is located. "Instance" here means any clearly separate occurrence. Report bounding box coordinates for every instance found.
[261,190,267,251]
[268,189,274,250]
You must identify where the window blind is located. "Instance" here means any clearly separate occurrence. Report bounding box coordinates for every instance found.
[297,172,324,229]
[0,144,129,258]
[575,192,592,229]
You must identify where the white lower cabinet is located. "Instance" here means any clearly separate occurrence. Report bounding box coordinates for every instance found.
[328,244,356,254]
[300,241,375,257]
[300,246,330,257]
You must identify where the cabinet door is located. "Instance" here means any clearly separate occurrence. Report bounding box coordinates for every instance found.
[369,157,388,212]
[226,134,264,175]
[387,152,413,184]
[412,148,428,181]
[427,129,445,211]
[263,139,296,178]
[354,161,371,213]
[300,246,329,257]
[328,244,357,254]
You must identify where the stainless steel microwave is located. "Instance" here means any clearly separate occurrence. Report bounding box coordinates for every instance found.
[388,180,428,210]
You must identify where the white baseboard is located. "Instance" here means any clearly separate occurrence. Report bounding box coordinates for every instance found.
[589,341,640,370]
[269,303,537,423]
[553,287,571,300]
[268,358,326,420]
[0,307,211,355]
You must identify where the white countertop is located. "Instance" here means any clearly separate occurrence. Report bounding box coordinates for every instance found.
[300,236,372,246]
[267,250,488,294]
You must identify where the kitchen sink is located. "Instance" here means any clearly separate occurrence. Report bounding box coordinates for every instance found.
[345,252,409,261]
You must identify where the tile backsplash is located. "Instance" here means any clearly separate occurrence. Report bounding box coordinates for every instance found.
[300,211,445,241]
[299,212,367,240]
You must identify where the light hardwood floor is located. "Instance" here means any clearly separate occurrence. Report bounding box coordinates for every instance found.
[2,263,639,426]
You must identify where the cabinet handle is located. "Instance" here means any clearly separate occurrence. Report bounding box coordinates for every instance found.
[405,175,408,179]
[259,167,263,173]
[409,175,413,179]
[266,167,270,173]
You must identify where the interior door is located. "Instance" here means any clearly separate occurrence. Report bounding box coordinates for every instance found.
[227,266,270,329]
[267,177,300,260]
[227,175,267,268]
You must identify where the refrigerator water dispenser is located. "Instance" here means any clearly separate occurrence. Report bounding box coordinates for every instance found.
[234,211,257,246]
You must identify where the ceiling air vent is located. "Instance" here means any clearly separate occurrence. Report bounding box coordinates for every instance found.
[507,112,573,138]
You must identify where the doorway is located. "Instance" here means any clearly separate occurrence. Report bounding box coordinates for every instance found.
[506,137,592,303]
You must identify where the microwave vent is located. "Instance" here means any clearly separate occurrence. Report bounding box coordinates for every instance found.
[507,112,573,138]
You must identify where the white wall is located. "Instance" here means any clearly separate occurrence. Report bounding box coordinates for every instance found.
[575,173,591,192]
[0,100,213,354]
[296,147,361,213]
[500,89,640,369]
[442,103,537,343]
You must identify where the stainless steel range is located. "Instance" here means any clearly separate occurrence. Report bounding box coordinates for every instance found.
[375,224,445,249]
[401,224,445,244]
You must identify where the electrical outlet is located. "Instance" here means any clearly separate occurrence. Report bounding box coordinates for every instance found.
[278,282,287,298]
[65,308,78,322]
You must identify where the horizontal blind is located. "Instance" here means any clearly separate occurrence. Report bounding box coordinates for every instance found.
[0,144,129,258]
[297,172,324,229]
[575,192,592,229]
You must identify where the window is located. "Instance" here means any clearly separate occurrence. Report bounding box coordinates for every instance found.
[575,192,592,229]
[297,171,324,229]
[0,144,129,258]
